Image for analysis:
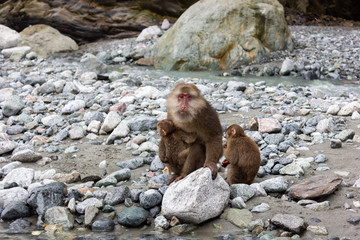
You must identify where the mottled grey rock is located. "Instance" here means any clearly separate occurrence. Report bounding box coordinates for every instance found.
[0,141,17,155]
[314,154,327,163]
[61,100,86,114]
[44,206,74,230]
[84,205,99,227]
[271,214,307,234]
[100,111,122,133]
[92,218,115,232]
[231,197,246,209]
[108,168,131,182]
[41,114,63,127]
[104,186,131,206]
[251,203,270,213]
[76,197,103,214]
[0,187,29,208]
[128,115,157,131]
[8,218,32,232]
[3,167,34,188]
[69,126,86,140]
[27,182,67,216]
[0,25,21,49]
[260,177,288,193]
[117,207,149,227]
[2,96,25,117]
[154,215,170,229]
[106,120,130,144]
[1,161,21,175]
[338,102,360,116]
[149,174,170,185]
[75,53,107,77]
[305,201,330,211]
[0,201,31,221]
[220,208,253,228]
[95,176,117,187]
[116,158,144,170]
[279,162,304,176]
[316,118,335,133]
[280,58,294,76]
[140,189,163,209]
[162,168,230,224]
[227,81,246,92]
[258,118,282,133]
[38,82,56,95]
[264,133,285,145]
[1,46,31,60]
[10,149,42,162]
[149,156,165,171]
[335,129,355,142]
[230,184,256,202]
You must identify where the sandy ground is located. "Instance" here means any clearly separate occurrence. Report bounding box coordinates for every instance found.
[2,108,359,240]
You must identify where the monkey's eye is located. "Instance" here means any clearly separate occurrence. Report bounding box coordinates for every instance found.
[178,94,185,100]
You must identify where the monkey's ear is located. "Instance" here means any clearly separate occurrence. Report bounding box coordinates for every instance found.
[231,128,236,136]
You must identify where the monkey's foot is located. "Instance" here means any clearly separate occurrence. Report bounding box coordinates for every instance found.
[203,163,218,180]
[167,174,179,185]
[174,176,184,182]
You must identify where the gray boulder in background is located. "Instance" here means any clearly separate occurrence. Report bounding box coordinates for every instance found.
[152,0,293,71]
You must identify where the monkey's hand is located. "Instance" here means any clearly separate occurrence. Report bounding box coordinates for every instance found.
[204,163,218,180]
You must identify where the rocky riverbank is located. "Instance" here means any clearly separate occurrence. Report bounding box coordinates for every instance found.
[0,24,360,240]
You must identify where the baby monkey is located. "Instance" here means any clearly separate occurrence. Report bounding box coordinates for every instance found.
[157,119,205,184]
[223,124,261,185]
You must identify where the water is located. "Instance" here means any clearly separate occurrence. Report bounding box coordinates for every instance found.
[127,66,360,97]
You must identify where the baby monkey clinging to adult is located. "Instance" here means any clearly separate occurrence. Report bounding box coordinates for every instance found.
[223,124,261,185]
[157,119,205,185]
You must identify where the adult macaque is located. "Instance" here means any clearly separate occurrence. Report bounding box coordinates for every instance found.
[157,119,205,184]
[223,124,261,185]
[167,84,223,179]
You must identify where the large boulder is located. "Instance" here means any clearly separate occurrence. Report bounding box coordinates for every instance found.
[0,25,21,49]
[0,0,197,43]
[161,168,230,224]
[152,0,294,71]
[20,24,79,57]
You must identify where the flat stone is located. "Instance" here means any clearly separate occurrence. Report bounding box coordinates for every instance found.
[220,208,253,228]
[271,214,307,234]
[289,176,342,199]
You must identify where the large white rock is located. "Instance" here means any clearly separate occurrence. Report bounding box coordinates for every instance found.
[0,25,21,49]
[152,0,293,71]
[161,168,230,224]
[20,24,79,57]
[3,167,34,188]
[0,187,29,208]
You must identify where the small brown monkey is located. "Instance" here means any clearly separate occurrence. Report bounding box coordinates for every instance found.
[157,119,205,184]
[167,84,223,179]
[223,124,261,185]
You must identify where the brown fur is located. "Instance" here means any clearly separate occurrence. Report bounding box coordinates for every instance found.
[157,119,205,184]
[167,84,223,179]
[224,124,261,185]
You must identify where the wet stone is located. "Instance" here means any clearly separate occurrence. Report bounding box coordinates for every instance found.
[117,207,149,227]
[92,218,115,232]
